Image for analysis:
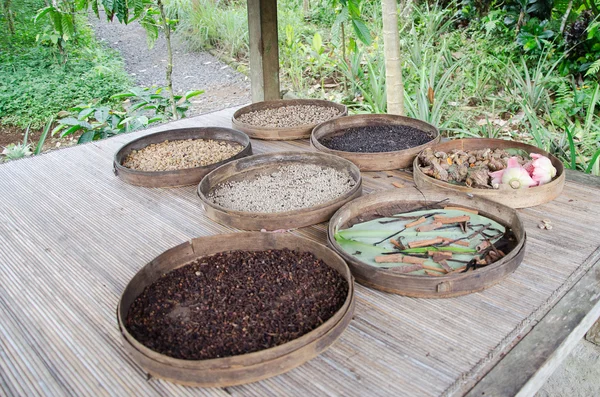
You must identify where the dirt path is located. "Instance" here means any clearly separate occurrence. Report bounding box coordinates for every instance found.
[89,12,250,116]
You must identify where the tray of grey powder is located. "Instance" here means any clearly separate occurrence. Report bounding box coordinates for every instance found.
[114,127,252,188]
[232,99,347,140]
[311,114,440,171]
[197,151,362,230]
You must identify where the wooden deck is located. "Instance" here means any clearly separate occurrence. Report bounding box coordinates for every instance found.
[1,106,599,396]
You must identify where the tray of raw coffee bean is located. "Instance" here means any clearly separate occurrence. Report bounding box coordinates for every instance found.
[413,138,564,208]
[328,188,525,298]
[114,127,251,187]
[311,114,440,171]
[232,99,347,140]
[117,232,354,387]
[197,151,362,230]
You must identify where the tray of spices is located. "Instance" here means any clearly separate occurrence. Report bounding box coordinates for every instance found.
[197,151,362,230]
[114,127,251,188]
[327,188,525,298]
[232,99,347,140]
[118,232,354,387]
[413,138,564,208]
[311,114,440,171]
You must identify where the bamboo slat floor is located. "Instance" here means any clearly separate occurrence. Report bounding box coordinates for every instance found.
[1,107,599,397]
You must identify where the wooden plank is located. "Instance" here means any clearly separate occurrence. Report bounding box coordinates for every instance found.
[465,248,600,397]
[247,0,280,102]
[0,106,600,396]
[565,169,600,188]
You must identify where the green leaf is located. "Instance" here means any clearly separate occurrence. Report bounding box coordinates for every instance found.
[78,131,95,144]
[585,149,600,174]
[34,7,54,24]
[110,92,135,99]
[114,0,128,23]
[60,124,84,138]
[351,18,372,46]
[312,32,323,54]
[565,126,577,170]
[59,117,82,126]
[184,90,204,99]
[78,108,95,120]
[61,14,75,41]
[35,118,53,155]
[94,107,110,123]
[347,0,360,19]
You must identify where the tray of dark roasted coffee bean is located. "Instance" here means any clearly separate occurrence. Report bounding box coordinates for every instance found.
[328,188,525,298]
[118,232,355,387]
[311,114,440,171]
[413,138,564,208]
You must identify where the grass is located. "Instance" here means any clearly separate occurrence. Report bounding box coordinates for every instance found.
[0,0,131,129]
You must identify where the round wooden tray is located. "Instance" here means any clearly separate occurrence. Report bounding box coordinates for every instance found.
[113,127,252,188]
[197,151,362,230]
[232,99,347,140]
[327,188,526,298]
[412,138,565,208]
[311,114,440,171]
[117,232,355,387]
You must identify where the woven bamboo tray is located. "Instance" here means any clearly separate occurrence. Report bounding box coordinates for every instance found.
[197,151,362,230]
[232,99,347,140]
[412,138,565,208]
[328,188,526,298]
[118,232,355,387]
[114,127,252,188]
[311,114,440,171]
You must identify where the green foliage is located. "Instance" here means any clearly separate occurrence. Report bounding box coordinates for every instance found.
[52,87,202,143]
[112,87,203,121]
[52,102,155,143]
[0,2,132,129]
[34,3,75,52]
[516,18,554,52]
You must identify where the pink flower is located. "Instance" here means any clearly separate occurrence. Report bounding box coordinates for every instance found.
[530,153,556,186]
[489,157,536,189]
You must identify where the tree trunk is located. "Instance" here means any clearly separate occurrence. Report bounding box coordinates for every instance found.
[381,0,404,115]
[303,0,309,18]
[560,0,573,34]
[157,0,178,120]
[3,0,14,35]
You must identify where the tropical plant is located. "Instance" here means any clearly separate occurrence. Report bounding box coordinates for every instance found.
[34,1,76,55]
[2,127,32,161]
[111,87,204,121]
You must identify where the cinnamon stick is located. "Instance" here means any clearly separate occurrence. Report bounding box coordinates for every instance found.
[405,216,426,228]
[375,254,404,263]
[390,239,405,250]
[425,270,443,276]
[437,237,470,247]
[408,237,444,248]
[402,255,427,265]
[423,264,447,274]
[438,260,453,273]
[449,265,467,274]
[416,222,443,232]
[391,182,405,188]
[433,215,471,224]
